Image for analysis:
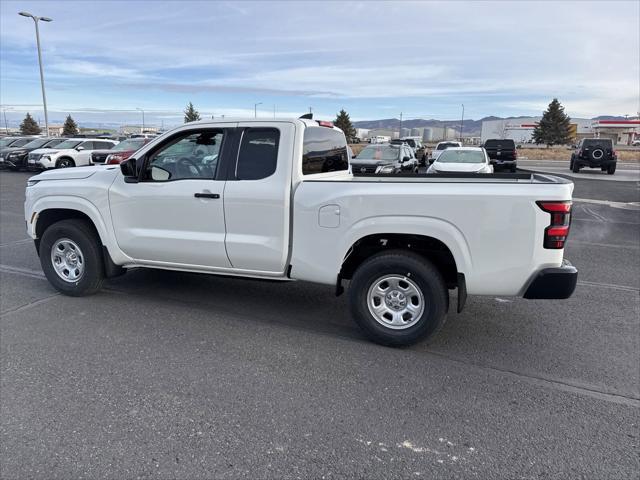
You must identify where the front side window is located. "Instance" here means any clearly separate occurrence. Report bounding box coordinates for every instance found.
[144,130,223,181]
[302,127,349,174]
[55,140,82,149]
[236,128,280,180]
[23,138,51,149]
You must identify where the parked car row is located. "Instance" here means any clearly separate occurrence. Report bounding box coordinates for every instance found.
[0,133,161,171]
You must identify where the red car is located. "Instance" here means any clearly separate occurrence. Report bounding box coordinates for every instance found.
[90,137,152,165]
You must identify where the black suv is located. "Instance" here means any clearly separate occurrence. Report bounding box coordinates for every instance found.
[570,138,617,175]
[483,139,517,172]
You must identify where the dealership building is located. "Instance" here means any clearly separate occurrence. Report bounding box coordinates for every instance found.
[481,118,640,145]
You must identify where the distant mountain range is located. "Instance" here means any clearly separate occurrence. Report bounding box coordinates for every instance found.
[353,116,634,136]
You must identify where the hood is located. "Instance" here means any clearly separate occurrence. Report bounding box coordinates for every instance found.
[30,147,61,155]
[30,165,114,181]
[431,162,487,173]
[0,146,26,155]
[351,159,396,167]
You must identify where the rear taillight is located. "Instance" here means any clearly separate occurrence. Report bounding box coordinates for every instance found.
[579,149,584,156]
[612,150,616,156]
[317,120,334,128]
[537,201,571,249]
[513,149,517,159]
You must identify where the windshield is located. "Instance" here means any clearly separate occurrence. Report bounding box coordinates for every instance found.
[437,150,486,164]
[436,142,459,150]
[112,139,145,151]
[23,138,52,149]
[355,145,400,161]
[0,138,19,147]
[55,140,82,149]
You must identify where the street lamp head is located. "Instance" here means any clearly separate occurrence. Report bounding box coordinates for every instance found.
[18,11,33,18]
[40,17,53,22]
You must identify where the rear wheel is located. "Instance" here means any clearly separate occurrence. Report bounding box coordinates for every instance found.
[348,250,448,346]
[572,161,580,173]
[607,164,616,175]
[39,219,104,296]
[56,157,75,168]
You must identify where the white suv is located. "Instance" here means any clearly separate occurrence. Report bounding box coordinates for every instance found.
[28,138,118,169]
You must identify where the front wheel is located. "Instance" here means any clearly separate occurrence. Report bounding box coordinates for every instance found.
[39,219,105,296]
[56,157,75,168]
[348,251,448,346]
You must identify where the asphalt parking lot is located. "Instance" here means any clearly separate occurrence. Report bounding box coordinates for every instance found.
[1,165,639,479]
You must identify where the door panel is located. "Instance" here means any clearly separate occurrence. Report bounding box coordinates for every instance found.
[223,122,294,272]
[108,127,232,268]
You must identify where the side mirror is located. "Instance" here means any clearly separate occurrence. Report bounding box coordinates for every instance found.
[120,157,139,182]
[352,154,357,159]
[402,156,410,163]
[429,158,435,164]
[76,146,85,151]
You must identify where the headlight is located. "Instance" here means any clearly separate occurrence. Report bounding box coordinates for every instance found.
[376,165,395,174]
[26,180,40,187]
[41,155,51,160]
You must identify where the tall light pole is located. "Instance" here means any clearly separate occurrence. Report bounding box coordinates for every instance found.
[459,104,465,143]
[136,107,145,133]
[1,106,12,134]
[19,12,52,136]
[254,102,262,118]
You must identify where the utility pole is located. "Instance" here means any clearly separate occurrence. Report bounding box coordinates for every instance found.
[273,104,276,119]
[2,108,8,134]
[460,104,465,143]
[254,102,262,118]
[399,112,403,138]
[19,12,52,136]
[136,108,145,133]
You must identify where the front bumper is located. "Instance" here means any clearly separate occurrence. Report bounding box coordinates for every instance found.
[523,260,578,299]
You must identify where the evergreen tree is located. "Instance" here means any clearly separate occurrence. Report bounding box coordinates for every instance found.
[184,102,201,123]
[19,113,41,135]
[532,98,572,146]
[334,109,356,142]
[62,114,79,136]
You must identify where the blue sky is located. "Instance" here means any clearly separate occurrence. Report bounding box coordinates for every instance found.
[1,0,639,128]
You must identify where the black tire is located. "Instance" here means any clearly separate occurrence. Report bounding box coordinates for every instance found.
[572,161,580,173]
[510,165,517,173]
[348,250,448,347]
[39,219,104,296]
[569,156,574,171]
[607,164,616,175]
[56,157,75,168]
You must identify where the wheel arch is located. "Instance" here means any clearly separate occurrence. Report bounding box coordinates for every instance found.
[340,232,461,289]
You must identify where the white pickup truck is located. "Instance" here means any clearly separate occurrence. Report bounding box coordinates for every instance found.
[24,118,578,346]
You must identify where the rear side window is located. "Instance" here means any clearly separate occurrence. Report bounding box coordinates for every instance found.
[302,127,349,175]
[236,128,280,180]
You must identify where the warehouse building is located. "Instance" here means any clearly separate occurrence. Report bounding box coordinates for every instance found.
[481,117,639,145]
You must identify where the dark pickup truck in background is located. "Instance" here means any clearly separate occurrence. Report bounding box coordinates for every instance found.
[570,138,617,175]
[483,139,517,172]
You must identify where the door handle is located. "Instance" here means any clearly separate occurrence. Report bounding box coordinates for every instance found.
[194,193,220,199]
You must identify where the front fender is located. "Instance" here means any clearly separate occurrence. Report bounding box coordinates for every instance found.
[28,195,131,265]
